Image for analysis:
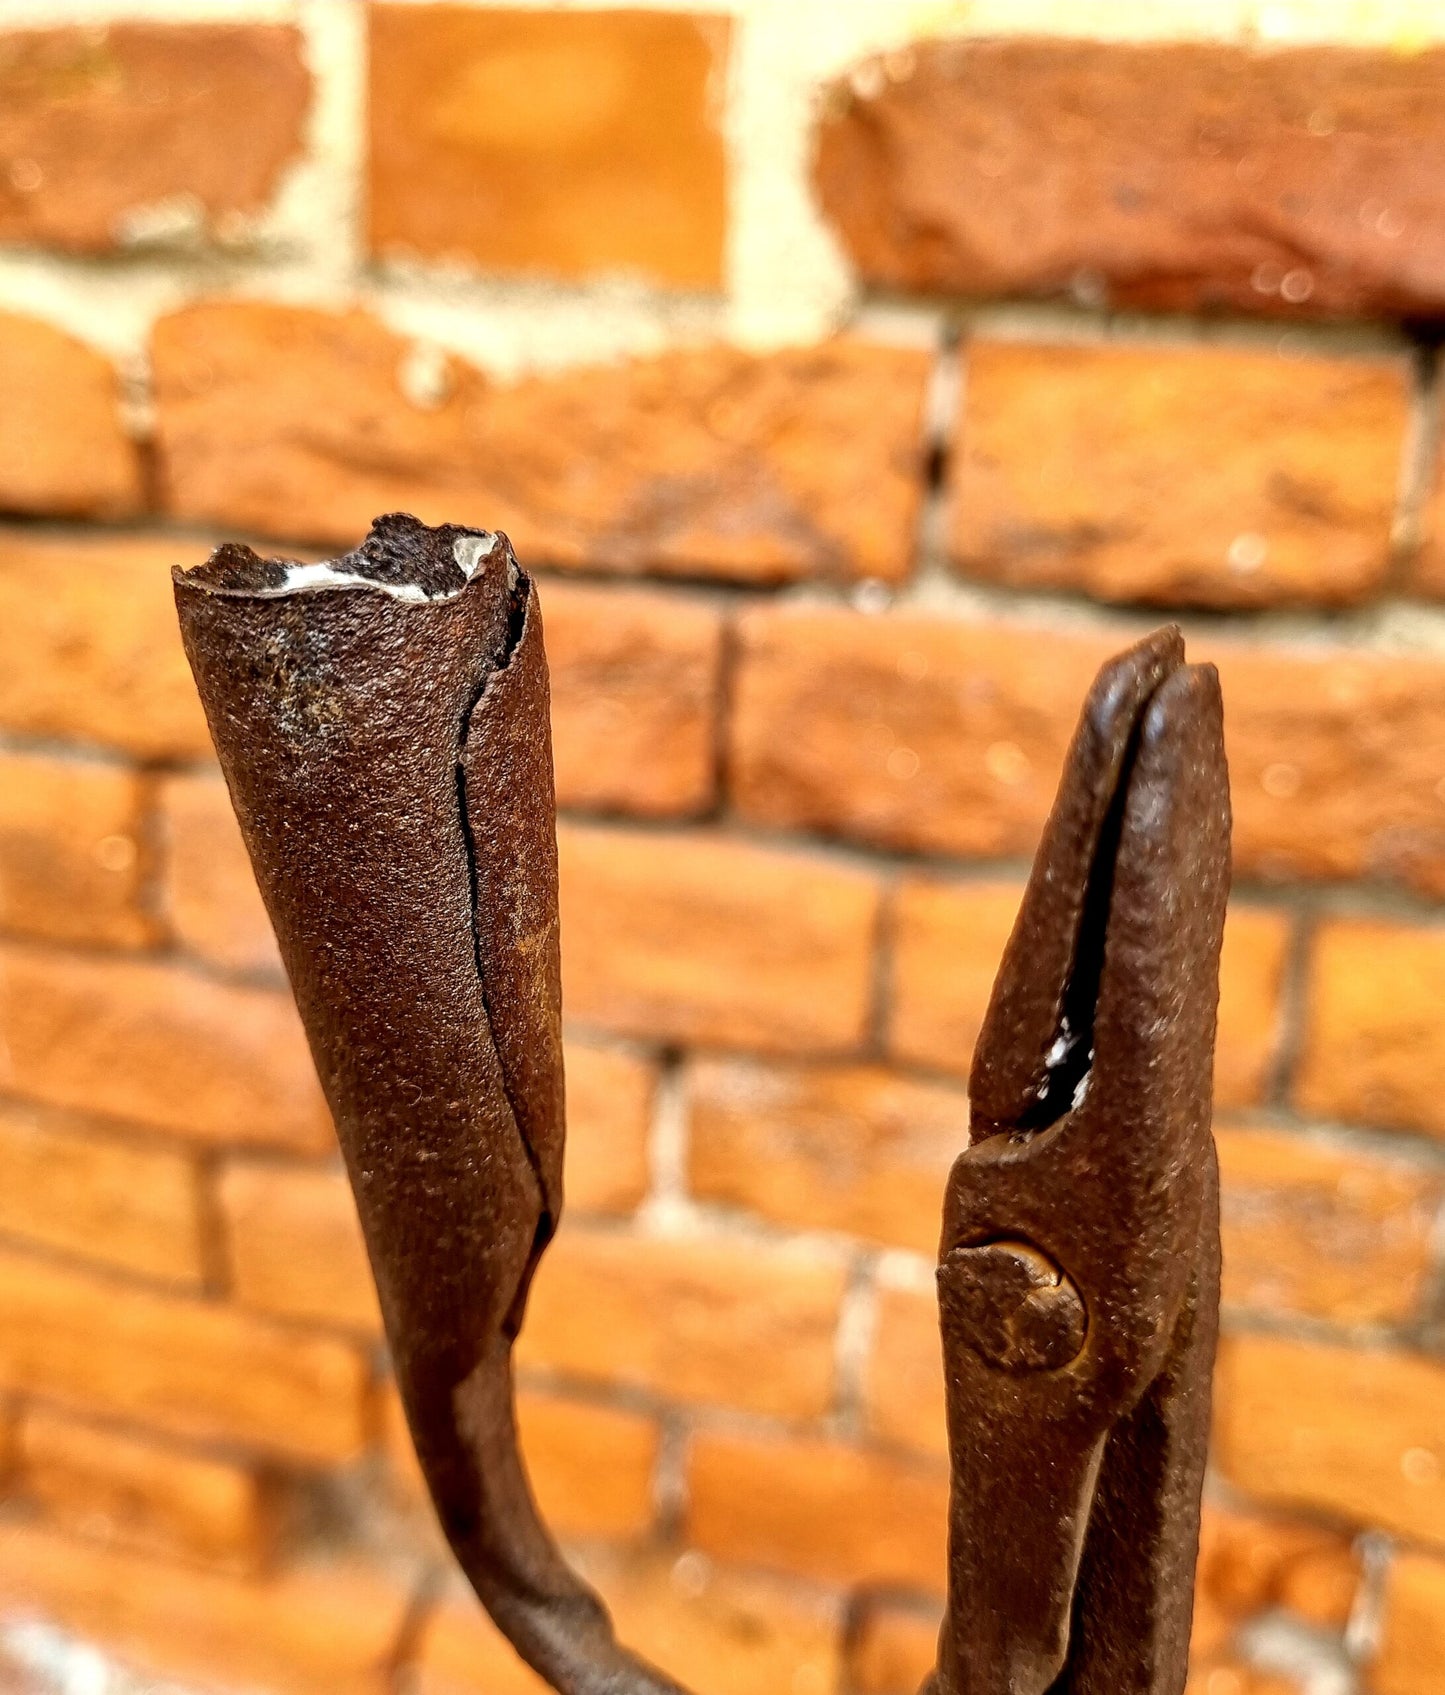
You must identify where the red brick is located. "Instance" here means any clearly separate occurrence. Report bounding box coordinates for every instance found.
[18,1406,273,1572]
[415,1552,841,1695]
[563,1040,654,1217]
[1,941,332,1154]
[0,1100,204,1289]
[159,768,280,976]
[686,1058,967,1255]
[153,302,929,583]
[849,1599,941,1695]
[557,824,881,1054]
[0,1247,367,1462]
[544,580,722,817]
[0,529,213,758]
[0,312,140,518]
[219,1163,379,1335]
[1373,1551,1445,1695]
[687,1429,947,1592]
[1214,1334,1445,1548]
[887,874,1287,1111]
[518,1227,846,1420]
[0,750,150,948]
[0,24,308,252]
[729,607,1445,894]
[368,7,727,290]
[1216,1123,1442,1325]
[864,1282,943,1461]
[0,1524,409,1695]
[1296,919,1445,1139]
[950,339,1406,608]
[814,37,1445,319]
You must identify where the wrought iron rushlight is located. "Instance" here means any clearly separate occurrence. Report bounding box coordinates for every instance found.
[175,513,1229,1695]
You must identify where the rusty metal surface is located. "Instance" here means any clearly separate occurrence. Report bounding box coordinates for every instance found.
[175,519,1227,1695]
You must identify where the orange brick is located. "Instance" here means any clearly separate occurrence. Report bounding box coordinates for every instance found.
[814,37,1445,320]
[1193,1502,1359,1657]
[0,750,150,949]
[1,941,332,1153]
[1297,919,1445,1140]
[1417,443,1445,597]
[1373,1551,1445,1695]
[0,1523,409,1695]
[887,879,1021,1079]
[1216,1124,1442,1325]
[0,1100,204,1288]
[1215,1335,1445,1547]
[0,24,308,252]
[730,607,1445,893]
[686,1430,947,1592]
[518,1227,846,1420]
[516,1391,659,1543]
[562,1040,654,1217]
[153,302,929,583]
[0,313,139,518]
[415,1552,841,1695]
[0,529,213,758]
[219,1163,379,1335]
[865,1282,945,1460]
[950,340,1407,608]
[887,875,1287,1110]
[0,1246,367,1462]
[558,824,880,1054]
[1214,908,1292,1112]
[369,7,727,290]
[159,769,280,976]
[18,1406,273,1572]
[687,1058,966,1255]
[544,581,722,818]
[849,1599,941,1695]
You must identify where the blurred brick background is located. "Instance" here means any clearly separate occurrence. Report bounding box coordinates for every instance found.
[1,4,1444,1695]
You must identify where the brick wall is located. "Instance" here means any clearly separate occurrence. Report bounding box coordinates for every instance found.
[1,6,1444,1695]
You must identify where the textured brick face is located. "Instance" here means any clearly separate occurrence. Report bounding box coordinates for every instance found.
[518,1227,847,1419]
[814,36,1445,318]
[368,6,728,289]
[0,24,309,252]
[542,580,723,816]
[1,943,332,1153]
[153,302,929,582]
[1214,1335,1445,1547]
[0,530,212,759]
[18,1408,272,1572]
[687,1059,968,1255]
[951,340,1408,608]
[0,750,151,949]
[557,823,881,1053]
[1216,1124,1442,1325]
[730,607,1445,892]
[0,312,139,517]
[1296,919,1445,1139]
[0,1101,204,1289]
[0,1248,368,1462]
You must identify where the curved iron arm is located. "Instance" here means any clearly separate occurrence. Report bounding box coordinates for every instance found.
[175,514,685,1695]
[175,519,1226,1695]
